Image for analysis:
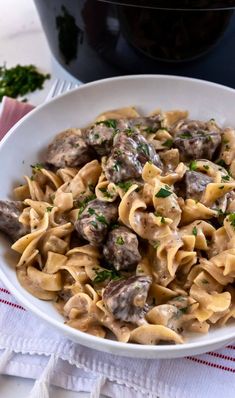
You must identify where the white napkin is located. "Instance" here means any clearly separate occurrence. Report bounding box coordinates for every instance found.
[0,281,235,398]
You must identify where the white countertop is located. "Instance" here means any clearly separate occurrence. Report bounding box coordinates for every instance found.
[0,1,93,396]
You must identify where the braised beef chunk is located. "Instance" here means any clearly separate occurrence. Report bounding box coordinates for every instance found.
[104,131,162,183]
[103,226,141,271]
[46,129,93,168]
[84,119,129,156]
[173,120,221,161]
[128,115,162,134]
[103,275,152,323]
[175,171,212,201]
[75,199,118,246]
[0,200,29,242]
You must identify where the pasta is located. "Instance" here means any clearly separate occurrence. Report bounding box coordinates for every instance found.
[1,106,235,346]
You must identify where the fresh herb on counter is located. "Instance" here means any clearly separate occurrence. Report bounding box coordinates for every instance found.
[0,64,50,101]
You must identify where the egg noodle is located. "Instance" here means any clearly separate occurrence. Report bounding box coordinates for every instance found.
[11,107,235,345]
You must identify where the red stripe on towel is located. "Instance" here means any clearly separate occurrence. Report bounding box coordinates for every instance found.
[186,356,235,373]
[0,298,25,311]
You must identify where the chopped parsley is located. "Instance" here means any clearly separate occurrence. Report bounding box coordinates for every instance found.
[88,207,95,215]
[229,213,235,228]
[192,226,197,236]
[0,64,50,102]
[216,159,227,168]
[116,236,124,245]
[110,223,120,230]
[222,175,230,181]
[93,269,121,283]
[117,181,132,192]
[96,119,117,129]
[155,187,172,198]
[179,131,192,139]
[46,206,53,212]
[96,214,108,225]
[87,207,108,225]
[77,194,96,217]
[203,165,209,170]
[30,163,44,171]
[137,143,150,157]
[162,139,173,149]
[144,126,157,134]
[189,160,197,171]
[124,128,134,136]
[99,187,113,198]
[94,133,100,139]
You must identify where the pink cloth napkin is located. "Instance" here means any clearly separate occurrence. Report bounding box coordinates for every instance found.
[0,97,235,398]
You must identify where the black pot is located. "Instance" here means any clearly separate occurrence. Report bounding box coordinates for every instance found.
[34,0,235,85]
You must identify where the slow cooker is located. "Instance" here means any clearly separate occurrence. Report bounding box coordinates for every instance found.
[34,0,235,87]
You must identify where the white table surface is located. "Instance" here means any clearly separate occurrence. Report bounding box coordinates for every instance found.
[0,1,98,396]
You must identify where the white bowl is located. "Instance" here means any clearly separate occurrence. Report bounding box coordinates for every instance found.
[0,75,235,359]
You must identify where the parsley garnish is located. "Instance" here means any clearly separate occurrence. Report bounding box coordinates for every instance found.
[31,163,44,171]
[203,165,209,170]
[155,187,172,198]
[179,132,192,139]
[0,64,50,102]
[88,207,95,215]
[46,206,53,213]
[229,213,235,228]
[216,159,227,168]
[94,133,100,139]
[77,194,96,217]
[87,207,108,226]
[189,160,197,171]
[99,187,113,198]
[222,175,230,181]
[93,269,121,283]
[192,226,197,236]
[117,181,132,192]
[96,119,117,129]
[162,139,173,149]
[144,127,157,134]
[124,128,134,136]
[116,236,124,245]
[137,143,150,157]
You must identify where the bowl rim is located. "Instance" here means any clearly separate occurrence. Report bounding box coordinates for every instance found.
[0,74,235,357]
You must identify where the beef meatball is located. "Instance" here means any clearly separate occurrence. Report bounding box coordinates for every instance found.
[0,200,29,242]
[103,226,141,271]
[175,171,212,201]
[46,128,93,168]
[75,199,118,246]
[103,275,152,324]
[173,120,221,161]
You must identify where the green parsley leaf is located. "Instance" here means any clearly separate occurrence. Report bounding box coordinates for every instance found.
[99,187,113,198]
[162,139,173,149]
[117,181,132,192]
[124,128,134,136]
[179,132,192,139]
[88,207,95,215]
[96,119,117,129]
[77,194,96,217]
[216,159,227,168]
[155,187,172,198]
[93,269,121,283]
[96,214,108,225]
[229,213,235,228]
[144,126,157,134]
[222,175,230,181]
[116,236,124,245]
[203,165,209,170]
[137,143,150,157]
[192,226,197,236]
[0,64,50,102]
[46,206,53,213]
[189,160,197,171]
[30,163,44,171]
